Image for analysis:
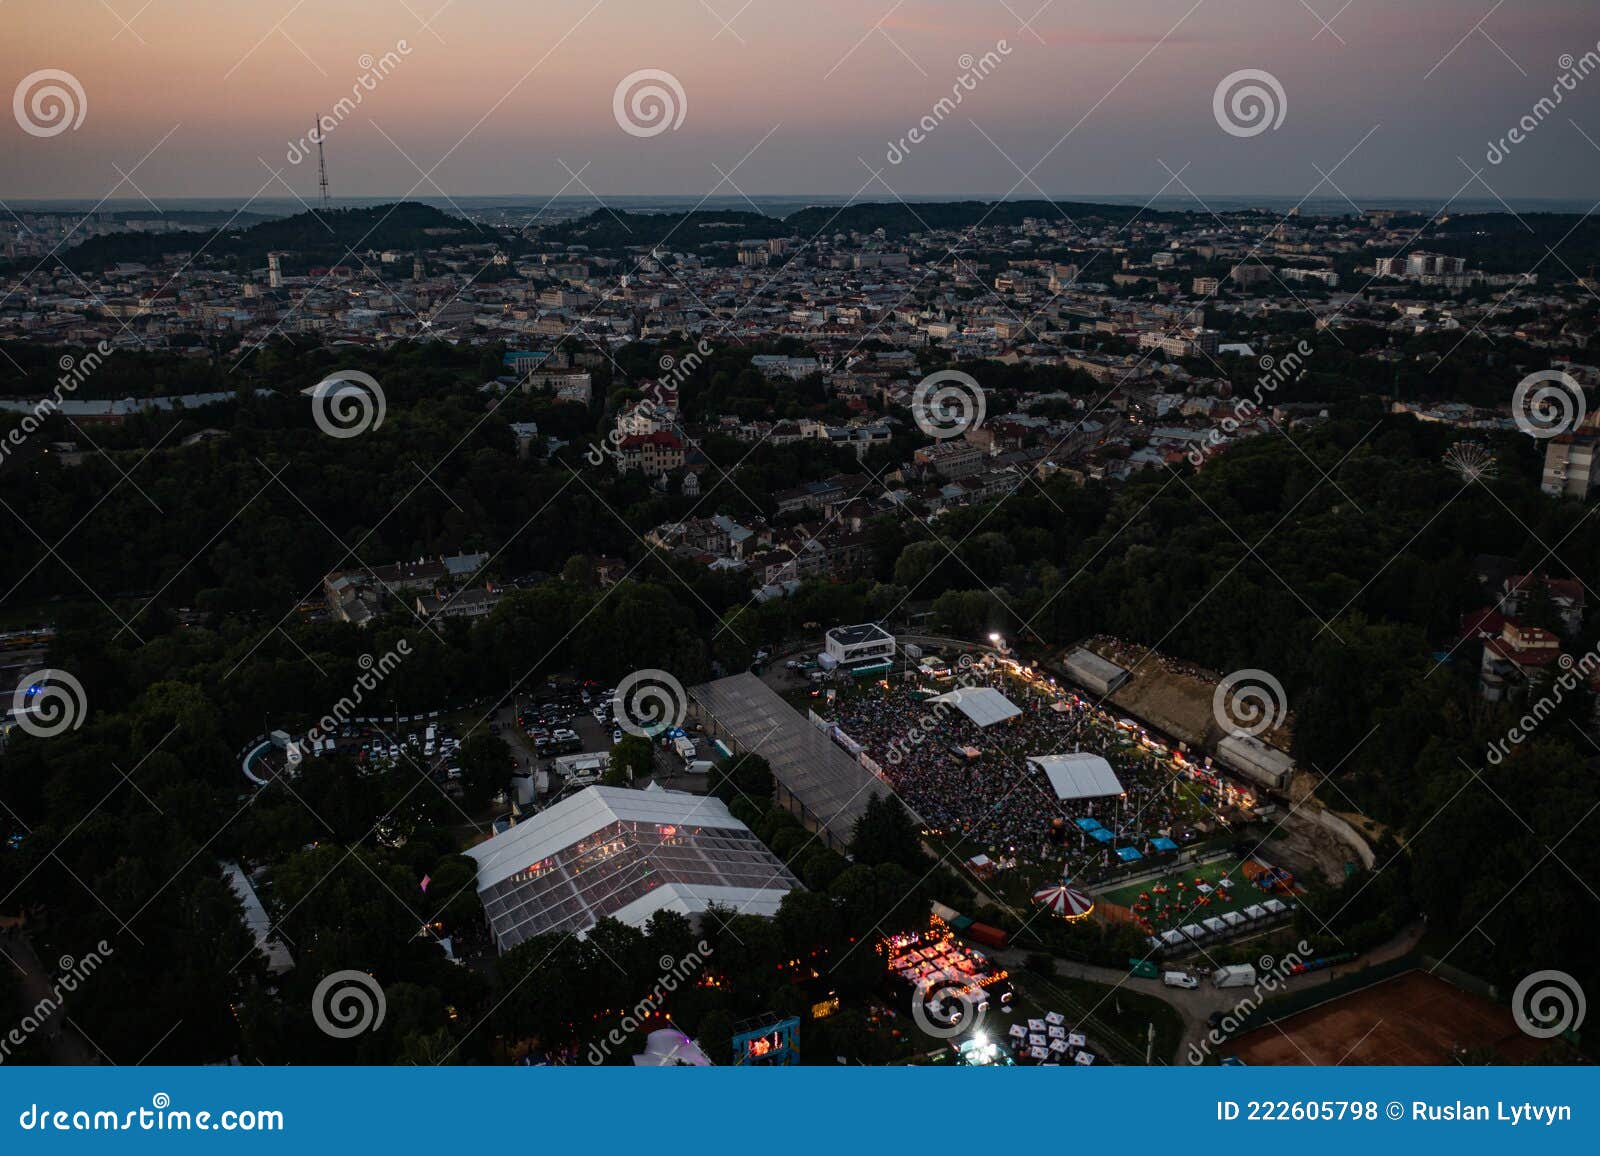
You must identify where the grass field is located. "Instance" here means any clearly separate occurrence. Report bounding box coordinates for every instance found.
[1095,859,1278,930]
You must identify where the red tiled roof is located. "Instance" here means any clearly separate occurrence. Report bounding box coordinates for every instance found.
[1484,637,1564,667]
[1506,574,1585,605]
[619,432,683,449]
[1458,607,1507,641]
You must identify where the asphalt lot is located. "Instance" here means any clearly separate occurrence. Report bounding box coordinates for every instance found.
[494,692,668,799]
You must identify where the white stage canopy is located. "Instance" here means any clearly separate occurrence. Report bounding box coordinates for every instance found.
[1028,753,1125,801]
[930,686,1021,727]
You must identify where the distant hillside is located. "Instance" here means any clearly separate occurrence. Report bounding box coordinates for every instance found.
[1427,212,1600,274]
[59,202,488,274]
[544,198,1227,257]
[782,198,1199,237]
[544,209,787,254]
[49,197,1600,278]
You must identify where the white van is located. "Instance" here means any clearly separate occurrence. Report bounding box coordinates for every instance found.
[1163,971,1199,989]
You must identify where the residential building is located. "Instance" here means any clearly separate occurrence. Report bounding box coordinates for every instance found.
[1541,433,1600,499]
[1479,621,1565,702]
[913,440,985,479]
[616,432,685,474]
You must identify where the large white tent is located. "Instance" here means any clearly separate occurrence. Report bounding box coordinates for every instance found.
[1027,753,1125,801]
[929,686,1021,727]
[466,785,799,950]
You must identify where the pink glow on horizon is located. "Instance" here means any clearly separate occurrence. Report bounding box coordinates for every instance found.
[2,0,1597,199]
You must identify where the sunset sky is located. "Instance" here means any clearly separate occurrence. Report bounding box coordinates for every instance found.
[3,0,1598,202]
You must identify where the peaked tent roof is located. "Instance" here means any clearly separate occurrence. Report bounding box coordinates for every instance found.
[929,686,1022,727]
[1032,883,1094,919]
[1028,753,1125,800]
[465,784,748,889]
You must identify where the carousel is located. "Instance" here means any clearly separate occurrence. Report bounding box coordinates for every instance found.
[1032,881,1095,922]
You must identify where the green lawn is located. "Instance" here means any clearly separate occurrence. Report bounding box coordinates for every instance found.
[1096,859,1267,931]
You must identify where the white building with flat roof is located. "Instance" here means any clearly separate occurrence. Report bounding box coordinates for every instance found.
[824,622,895,667]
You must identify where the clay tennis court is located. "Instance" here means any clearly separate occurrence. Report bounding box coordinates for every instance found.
[1224,969,1542,1065]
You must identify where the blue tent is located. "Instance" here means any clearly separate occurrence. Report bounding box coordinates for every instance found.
[1150,836,1179,853]
[1115,846,1143,862]
[1088,828,1114,844]
[1075,817,1104,832]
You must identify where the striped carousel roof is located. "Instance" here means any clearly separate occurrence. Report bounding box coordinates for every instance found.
[1033,883,1094,919]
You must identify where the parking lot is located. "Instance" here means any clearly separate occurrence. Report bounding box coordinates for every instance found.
[488,679,717,804]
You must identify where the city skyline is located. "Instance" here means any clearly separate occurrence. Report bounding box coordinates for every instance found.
[4,0,1600,202]
[3,0,1600,1088]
